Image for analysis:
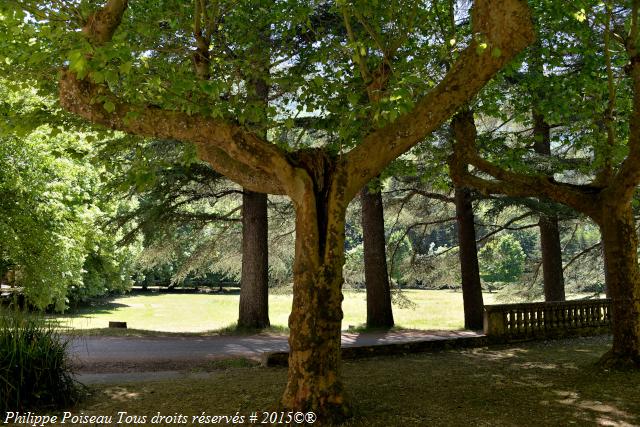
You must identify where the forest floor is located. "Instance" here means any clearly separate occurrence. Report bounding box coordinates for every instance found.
[67,335,639,426]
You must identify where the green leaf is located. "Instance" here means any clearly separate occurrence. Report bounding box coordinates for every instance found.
[119,61,132,75]
[103,101,116,113]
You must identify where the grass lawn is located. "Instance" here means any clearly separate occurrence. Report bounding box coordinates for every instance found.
[72,336,639,426]
[51,290,503,334]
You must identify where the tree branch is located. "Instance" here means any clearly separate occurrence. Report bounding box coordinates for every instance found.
[475,212,537,244]
[59,0,298,197]
[343,0,536,199]
[563,241,602,272]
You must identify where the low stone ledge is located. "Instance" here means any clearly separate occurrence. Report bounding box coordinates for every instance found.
[261,335,489,367]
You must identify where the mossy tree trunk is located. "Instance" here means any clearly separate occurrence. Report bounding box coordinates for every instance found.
[361,182,394,329]
[453,186,484,330]
[238,190,270,329]
[598,201,640,367]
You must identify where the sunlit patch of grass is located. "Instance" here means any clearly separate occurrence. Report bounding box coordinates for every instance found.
[51,290,503,335]
[69,336,639,426]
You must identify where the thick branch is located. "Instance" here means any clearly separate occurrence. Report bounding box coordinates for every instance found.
[609,60,640,200]
[344,0,536,199]
[82,0,128,45]
[59,72,288,194]
[448,109,601,219]
[605,2,640,201]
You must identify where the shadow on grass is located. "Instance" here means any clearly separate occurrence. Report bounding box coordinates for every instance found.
[341,336,639,426]
[72,336,640,426]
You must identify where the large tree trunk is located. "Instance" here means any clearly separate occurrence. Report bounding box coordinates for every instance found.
[238,190,270,329]
[538,215,566,301]
[598,202,640,368]
[454,186,484,330]
[281,152,351,422]
[533,111,566,301]
[360,183,394,329]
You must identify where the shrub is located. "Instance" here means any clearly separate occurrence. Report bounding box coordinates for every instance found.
[0,307,82,413]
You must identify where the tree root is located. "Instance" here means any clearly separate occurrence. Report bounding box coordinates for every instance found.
[597,350,640,370]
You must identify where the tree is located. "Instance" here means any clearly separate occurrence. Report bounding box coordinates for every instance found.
[0,79,134,310]
[15,0,534,419]
[237,18,271,329]
[238,190,270,329]
[450,2,640,367]
[530,38,566,302]
[361,181,394,329]
[388,170,485,328]
[105,139,244,284]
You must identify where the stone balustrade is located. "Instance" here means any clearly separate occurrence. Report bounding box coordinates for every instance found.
[483,299,611,341]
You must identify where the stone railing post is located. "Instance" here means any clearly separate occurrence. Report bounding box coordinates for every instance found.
[483,307,507,338]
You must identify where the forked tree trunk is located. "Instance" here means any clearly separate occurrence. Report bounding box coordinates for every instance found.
[598,202,640,367]
[361,184,394,329]
[281,153,351,422]
[454,186,484,330]
[238,190,270,329]
[539,214,566,301]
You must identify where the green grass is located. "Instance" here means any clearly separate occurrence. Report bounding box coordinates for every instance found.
[51,290,502,334]
[71,336,639,426]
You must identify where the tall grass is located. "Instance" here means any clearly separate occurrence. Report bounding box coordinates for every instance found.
[0,307,81,413]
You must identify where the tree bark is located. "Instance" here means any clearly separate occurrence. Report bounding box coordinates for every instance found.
[454,186,484,330]
[361,183,394,329]
[533,111,566,301]
[598,201,640,368]
[238,190,270,329]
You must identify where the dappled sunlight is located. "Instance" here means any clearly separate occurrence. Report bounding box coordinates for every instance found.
[67,337,639,426]
[342,329,482,347]
[516,361,579,370]
[462,346,529,361]
[512,374,553,388]
[548,390,639,426]
[102,387,142,402]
